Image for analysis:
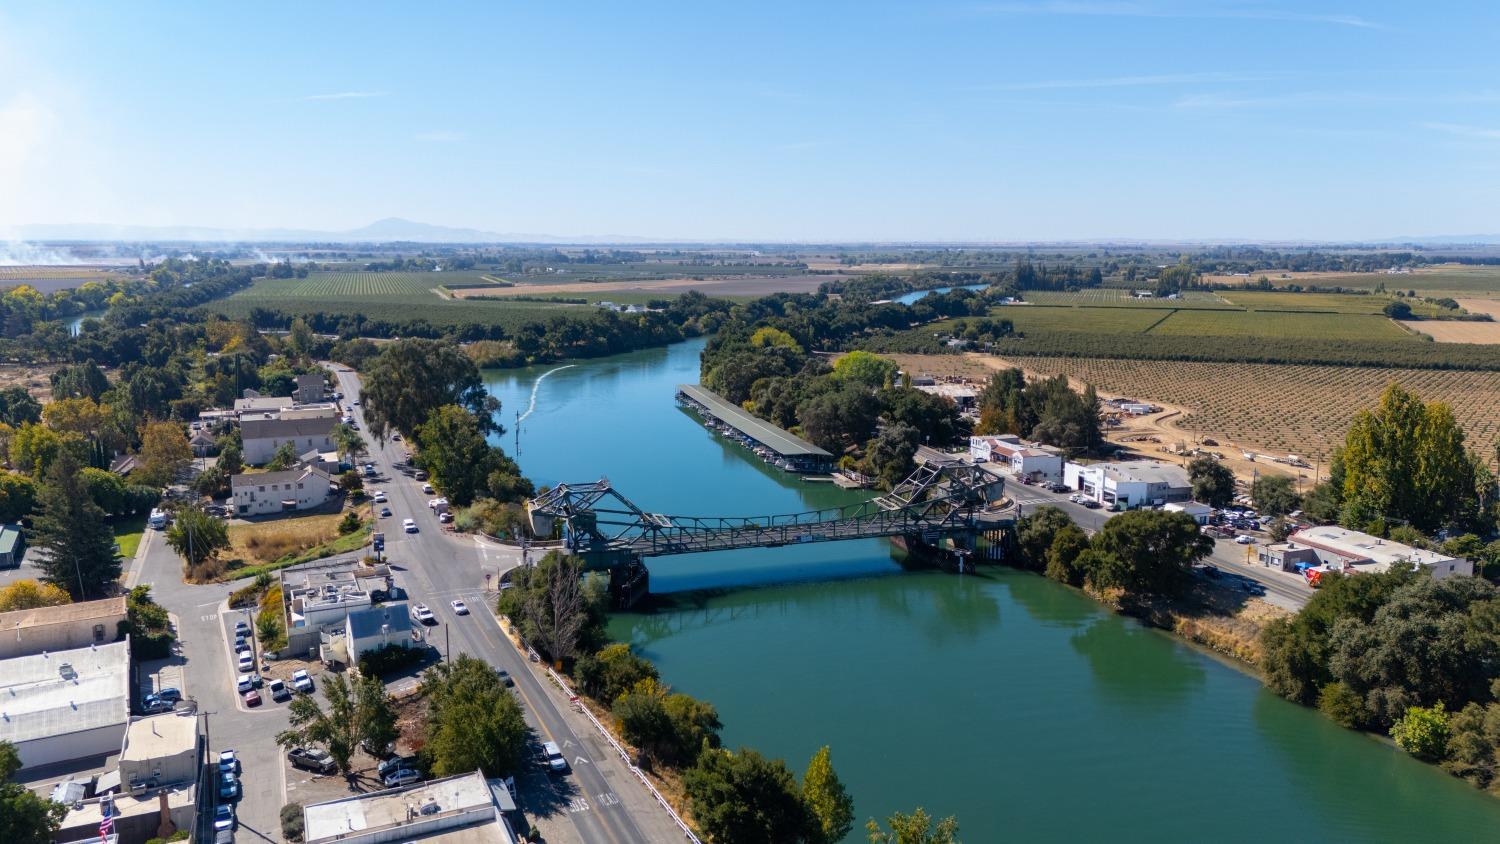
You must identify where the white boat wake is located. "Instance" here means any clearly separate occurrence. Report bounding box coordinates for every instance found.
[517,364,575,424]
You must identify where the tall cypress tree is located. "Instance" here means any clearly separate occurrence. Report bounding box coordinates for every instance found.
[32,451,120,599]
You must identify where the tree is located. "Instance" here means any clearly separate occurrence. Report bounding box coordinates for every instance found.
[137,421,191,487]
[803,746,854,844]
[361,339,500,440]
[576,643,660,704]
[0,387,42,427]
[0,579,71,612]
[866,808,961,844]
[331,422,365,461]
[683,747,817,844]
[831,350,898,390]
[1187,457,1235,508]
[1044,523,1090,586]
[166,506,230,574]
[496,551,609,665]
[1014,506,1075,571]
[31,452,119,599]
[0,740,67,843]
[0,471,37,523]
[218,441,243,476]
[1384,300,1413,319]
[878,388,968,448]
[277,673,395,775]
[612,678,722,769]
[421,655,528,777]
[1251,475,1300,517]
[50,361,110,402]
[414,405,504,506]
[267,441,299,471]
[1391,702,1451,761]
[1086,510,1213,597]
[861,423,920,490]
[1339,384,1479,532]
[10,422,85,478]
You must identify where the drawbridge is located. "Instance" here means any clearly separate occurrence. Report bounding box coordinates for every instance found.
[526,461,1015,592]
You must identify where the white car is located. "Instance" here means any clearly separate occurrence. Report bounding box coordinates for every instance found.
[1234,534,1256,545]
[236,651,254,671]
[421,483,434,494]
[291,669,314,693]
[542,741,568,773]
[411,604,435,624]
[236,674,255,693]
[450,599,468,616]
[403,518,417,533]
[427,497,448,510]
[373,491,387,503]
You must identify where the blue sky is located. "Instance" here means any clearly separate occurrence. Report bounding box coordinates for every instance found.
[1,2,1496,241]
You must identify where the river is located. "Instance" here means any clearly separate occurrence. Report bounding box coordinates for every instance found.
[482,339,1500,842]
[894,283,988,305]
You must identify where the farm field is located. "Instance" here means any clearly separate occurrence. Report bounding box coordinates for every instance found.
[1401,320,1500,344]
[1022,289,1234,308]
[995,305,1169,334]
[1203,264,1500,295]
[1148,308,1412,341]
[450,274,829,301]
[988,356,1500,464]
[0,265,124,292]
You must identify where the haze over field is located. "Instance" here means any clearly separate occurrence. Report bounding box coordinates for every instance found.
[1,2,1497,243]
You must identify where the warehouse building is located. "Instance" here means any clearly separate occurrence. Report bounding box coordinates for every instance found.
[1063,460,1192,509]
[0,639,131,770]
[0,596,126,659]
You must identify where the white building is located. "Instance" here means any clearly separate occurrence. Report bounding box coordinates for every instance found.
[324,603,413,668]
[969,435,1064,481]
[1288,525,1472,580]
[231,466,334,516]
[240,412,338,465]
[1063,460,1191,509]
[302,771,519,844]
[0,639,131,770]
[1163,501,1214,525]
[234,393,295,414]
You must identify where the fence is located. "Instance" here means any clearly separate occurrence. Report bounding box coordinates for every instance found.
[544,666,702,844]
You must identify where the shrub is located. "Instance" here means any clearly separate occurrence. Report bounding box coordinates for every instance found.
[280,803,304,843]
[338,511,362,535]
[358,643,424,677]
[1391,702,1451,761]
[1317,681,1369,728]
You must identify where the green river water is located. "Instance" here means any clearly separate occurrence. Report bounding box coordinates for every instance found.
[484,338,1500,842]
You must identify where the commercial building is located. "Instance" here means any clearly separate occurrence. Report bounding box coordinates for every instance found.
[55,712,202,844]
[1271,525,1472,580]
[240,412,338,465]
[118,712,199,789]
[327,602,413,667]
[0,639,131,770]
[302,771,519,844]
[1063,460,1191,509]
[0,596,127,660]
[968,435,1063,481]
[230,466,335,516]
[279,560,399,662]
[1163,501,1214,525]
[914,382,978,410]
[233,393,295,414]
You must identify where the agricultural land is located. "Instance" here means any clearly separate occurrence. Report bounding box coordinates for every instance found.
[0,265,125,292]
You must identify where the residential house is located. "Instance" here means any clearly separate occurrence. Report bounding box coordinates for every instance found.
[969,435,1063,481]
[293,373,327,404]
[231,467,334,516]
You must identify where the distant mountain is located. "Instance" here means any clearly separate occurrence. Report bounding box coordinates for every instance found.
[2,217,661,244]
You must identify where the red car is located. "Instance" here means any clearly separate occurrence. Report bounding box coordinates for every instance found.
[243,689,262,706]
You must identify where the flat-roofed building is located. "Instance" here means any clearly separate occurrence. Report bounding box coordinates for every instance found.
[1290,525,1472,580]
[1064,460,1191,509]
[54,783,196,844]
[0,596,126,659]
[241,412,338,465]
[0,639,131,769]
[303,771,518,844]
[969,435,1063,481]
[234,394,295,414]
[119,712,199,789]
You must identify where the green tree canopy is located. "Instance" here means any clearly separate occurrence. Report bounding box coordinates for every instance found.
[421,655,528,777]
[803,746,854,844]
[866,807,961,844]
[0,740,67,844]
[1086,509,1213,597]
[31,452,119,599]
[361,339,500,440]
[683,747,817,844]
[1251,474,1300,517]
[831,350,898,390]
[166,506,230,574]
[1187,456,1235,508]
[414,405,509,507]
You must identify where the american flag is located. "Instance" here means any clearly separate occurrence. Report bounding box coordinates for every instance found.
[98,795,113,840]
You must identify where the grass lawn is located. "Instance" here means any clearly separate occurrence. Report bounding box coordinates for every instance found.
[112,512,148,559]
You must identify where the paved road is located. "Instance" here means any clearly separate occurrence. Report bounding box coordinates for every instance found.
[329,364,688,844]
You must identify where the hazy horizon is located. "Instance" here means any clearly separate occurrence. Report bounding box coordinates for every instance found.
[2,2,1496,242]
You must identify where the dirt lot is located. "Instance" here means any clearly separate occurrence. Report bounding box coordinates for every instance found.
[450,273,841,299]
[0,363,63,402]
[884,352,1319,487]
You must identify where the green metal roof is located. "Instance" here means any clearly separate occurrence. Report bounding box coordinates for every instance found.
[677,384,832,459]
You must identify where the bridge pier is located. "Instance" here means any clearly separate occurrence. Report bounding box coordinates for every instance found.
[609,557,651,609]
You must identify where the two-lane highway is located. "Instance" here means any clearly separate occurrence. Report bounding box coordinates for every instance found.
[327,364,688,844]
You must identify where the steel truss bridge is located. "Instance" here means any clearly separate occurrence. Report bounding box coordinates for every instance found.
[526,460,1015,572]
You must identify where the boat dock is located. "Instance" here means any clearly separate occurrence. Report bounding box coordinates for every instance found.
[676,384,833,473]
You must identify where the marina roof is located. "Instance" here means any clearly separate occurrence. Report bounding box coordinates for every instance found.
[678,384,831,458]
[0,639,130,745]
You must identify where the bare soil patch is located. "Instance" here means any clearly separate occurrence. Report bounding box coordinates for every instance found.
[1401,318,1500,344]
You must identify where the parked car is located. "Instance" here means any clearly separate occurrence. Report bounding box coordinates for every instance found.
[268,678,291,701]
[411,604,435,625]
[141,696,173,714]
[213,804,236,833]
[378,756,418,779]
[218,772,240,800]
[383,768,421,788]
[242,688,261,706]
[236,651,254,672]
[1047,483,1070,493]
[288,747,337,774]
[495,669,514,687]
[1234,534,1255,545]
[438,511,453,524]
[542,741,569,773]
[218,749,240,775]
[373,491,387,503]
[291,669,314,693]
[236,674,257,693]
[403,518,418,533]
[414,470,428,481]
[1081,500,1102,509]
[421,483,434,494]
[450,599,468,615]
[234,621,250,637]
[362,737,396,758]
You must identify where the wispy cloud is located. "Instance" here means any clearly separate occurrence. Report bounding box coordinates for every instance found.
[968,2,1385,30]
[416,131,466,142]
[1423,122,1500,140]
[988,71,1268,91]
[303,91,386,101]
